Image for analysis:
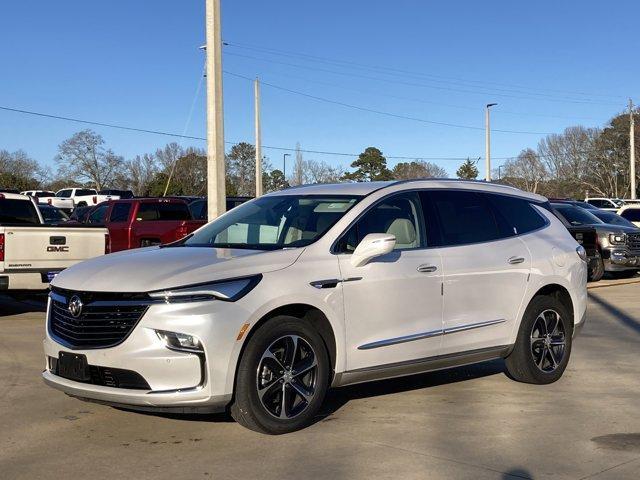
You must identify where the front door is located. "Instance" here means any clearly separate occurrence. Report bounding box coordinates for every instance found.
[335,192,444,372]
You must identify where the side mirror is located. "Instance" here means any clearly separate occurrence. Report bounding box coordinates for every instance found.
[350,233,396,267]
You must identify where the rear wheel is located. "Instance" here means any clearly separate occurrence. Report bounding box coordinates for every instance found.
[230,316,330,434]
[588,254,604,282]
[505,295,572,384]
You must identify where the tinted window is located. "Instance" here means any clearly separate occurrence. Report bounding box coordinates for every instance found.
[620,208,640,222]
[427,190,501,246]
[57,189,71,198]
[338,193,424,253]
[110,203,131,222]
[190,200,206,220]
[488,194,547,235]
[552,205,603,226]
[76,189,96,197]
[40,206,69,223]
[34,191,55,198]
[87,204,109,224]
[136,202,192,221]
[0,199,40,224]
[591,210,636,227]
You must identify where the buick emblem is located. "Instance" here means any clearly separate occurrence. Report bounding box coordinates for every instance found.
[68,295,83,318]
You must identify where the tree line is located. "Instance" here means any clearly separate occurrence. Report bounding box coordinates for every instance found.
[499,109,640,199]
[0,130,455,196]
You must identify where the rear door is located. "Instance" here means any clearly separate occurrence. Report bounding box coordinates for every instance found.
[423,190,533,355]
[106,202,133,251]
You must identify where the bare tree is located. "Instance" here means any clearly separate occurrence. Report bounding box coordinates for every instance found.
[501,149,548,194]
[0,149,44,190]
[392,160,447,180]
[127,153,158,196]
[305,159,345,184]
[289,143,305,186]
[55,130,124,190]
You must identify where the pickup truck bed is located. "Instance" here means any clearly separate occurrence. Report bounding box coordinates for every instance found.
[1,193,109,291]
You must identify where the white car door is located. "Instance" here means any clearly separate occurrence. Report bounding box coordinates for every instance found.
[423,190,534,356]
[335,192,443,372]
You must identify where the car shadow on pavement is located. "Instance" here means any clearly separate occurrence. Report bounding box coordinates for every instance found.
[589,291,640,335]
[0,294,47,317]
[318,359,506,420]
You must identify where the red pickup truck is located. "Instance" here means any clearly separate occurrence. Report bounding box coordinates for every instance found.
[85,198,206,252]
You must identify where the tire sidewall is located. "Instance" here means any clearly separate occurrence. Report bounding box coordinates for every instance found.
[515,296,573,384]
[234,316,330,434]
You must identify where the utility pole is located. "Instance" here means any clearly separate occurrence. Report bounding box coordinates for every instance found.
[485,103,497,182]
[630,98,636,199]
[205,0,226,221]
[254,78,262,197]
[283,153,290,179]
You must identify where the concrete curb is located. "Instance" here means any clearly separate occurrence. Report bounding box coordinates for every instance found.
[587,277,640,289]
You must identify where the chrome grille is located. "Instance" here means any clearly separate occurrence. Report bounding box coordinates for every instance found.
[49,290,148,349]
[627,233,640,252]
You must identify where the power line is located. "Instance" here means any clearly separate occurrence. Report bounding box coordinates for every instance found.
[224,71,555,135]
[224,41,625,101]
[224,50,623,107]
[0,104,475,161]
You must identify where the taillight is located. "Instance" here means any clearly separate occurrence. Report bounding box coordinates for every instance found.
[93,196,98,204]
[176,223,188,239]
[47,198,52,205]
[0,233,4,262]
[105,234,111,254]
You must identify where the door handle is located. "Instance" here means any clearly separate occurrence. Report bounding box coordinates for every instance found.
[417,264,438,273]
[508,256,525,265]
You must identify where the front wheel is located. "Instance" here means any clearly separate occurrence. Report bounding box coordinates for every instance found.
[230,316,330,434]
[505,295,572,384]
[588,254,604,282]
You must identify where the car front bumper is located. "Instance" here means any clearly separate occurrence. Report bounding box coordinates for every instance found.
[42,295,253,413]
[603,249,640,271]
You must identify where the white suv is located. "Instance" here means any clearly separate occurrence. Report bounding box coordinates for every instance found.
[43,180,587,434]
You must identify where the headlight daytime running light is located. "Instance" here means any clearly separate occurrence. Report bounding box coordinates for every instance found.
[148,274,262,303]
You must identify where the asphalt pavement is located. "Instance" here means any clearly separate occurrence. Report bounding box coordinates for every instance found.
[1,284,639,480]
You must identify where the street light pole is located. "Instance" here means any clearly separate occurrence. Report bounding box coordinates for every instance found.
[283,153,291,179]
[630,98,636,200]
[254,77,262,197]
[205,0,226,221]
[485,103,497,182]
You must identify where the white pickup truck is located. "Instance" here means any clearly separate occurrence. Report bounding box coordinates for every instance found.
[21,190,75,212]
[0,192,109,291]
[54,188,120,209]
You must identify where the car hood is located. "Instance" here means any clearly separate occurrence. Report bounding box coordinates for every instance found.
[592,224,640,234]
[51,246,304,292]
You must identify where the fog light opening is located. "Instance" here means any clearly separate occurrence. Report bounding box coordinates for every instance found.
[155,330,203,353]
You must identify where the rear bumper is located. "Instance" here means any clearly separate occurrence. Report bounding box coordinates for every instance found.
[0,272,51,290]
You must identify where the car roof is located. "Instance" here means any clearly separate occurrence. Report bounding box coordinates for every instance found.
[266,179,547,202]
[0,192,32,201]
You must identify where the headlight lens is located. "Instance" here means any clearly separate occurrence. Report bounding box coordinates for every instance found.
[148,275,262,303]
[575,245,587,262]
[609,233,626,245]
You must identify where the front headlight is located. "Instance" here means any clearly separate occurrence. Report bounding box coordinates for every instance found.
[148,275,262,303]
[609,233,626,245]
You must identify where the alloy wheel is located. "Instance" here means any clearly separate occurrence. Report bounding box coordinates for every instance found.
[530,309,567,373]
[256,335,318,419]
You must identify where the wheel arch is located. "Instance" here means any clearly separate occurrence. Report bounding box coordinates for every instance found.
[232,303,338,390]
[531,283,574,326]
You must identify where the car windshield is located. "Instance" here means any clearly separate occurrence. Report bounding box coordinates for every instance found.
[590,210,636,228]
[553,205,603,226]
[182,195,361,250]
[40,206,69,223]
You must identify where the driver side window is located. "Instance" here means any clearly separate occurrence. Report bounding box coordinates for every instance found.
[338,192,425,253]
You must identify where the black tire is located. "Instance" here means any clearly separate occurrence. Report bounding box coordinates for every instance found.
[505,295,573,384]
[77,201,87,207]
[588,254,604,282]
[230,316,330,434]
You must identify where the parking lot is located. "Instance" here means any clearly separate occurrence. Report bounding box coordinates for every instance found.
[0,283,638,480]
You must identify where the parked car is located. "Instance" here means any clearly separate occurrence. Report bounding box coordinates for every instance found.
[43,180,587,434]
[38,205,70,224]
[68,205,93,223]
[21,190,75,212]
[585,197,626,211]
[54,188,119,208]
[189,196,253,221]
[98,189,135,199]
[617,204,640,228]
[0,192,109,292]
[548,199,599,211]
[80,198,206,252]
[551,203,640,280]
[589,209,638,228]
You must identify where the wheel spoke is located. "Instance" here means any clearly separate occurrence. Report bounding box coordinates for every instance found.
[530,336,545,346]
[546,312,558,337]
[293,356,317,378]
[537,346,547,369]
[289,378,314,403]
[258,380,282,403]
[282,335,299,370]
[536,314,548,336]
[262,350,286,373]
[279,383,289,419]
[547,347,558,368]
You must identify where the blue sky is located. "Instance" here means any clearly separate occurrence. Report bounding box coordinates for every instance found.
[1,1,638,178]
